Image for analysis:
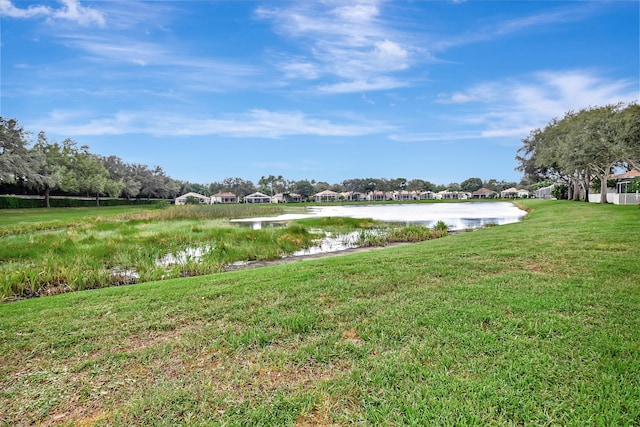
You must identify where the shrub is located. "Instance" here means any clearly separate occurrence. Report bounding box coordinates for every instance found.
[0,196,160,209]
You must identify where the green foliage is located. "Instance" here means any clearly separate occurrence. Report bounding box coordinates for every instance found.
[551,184,568,200]
[432,220,448,233]
[0,117,31,184]
[0,196,158,209]
[460,177,483,192]
[184,195,201,205]
[153,200,171,209]
[517,102,640,202]
[0,196,42,209]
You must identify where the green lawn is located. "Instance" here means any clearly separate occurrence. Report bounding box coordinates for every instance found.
[1,200,638,425]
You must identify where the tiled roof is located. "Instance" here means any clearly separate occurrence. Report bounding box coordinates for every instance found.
[611,170,640,179]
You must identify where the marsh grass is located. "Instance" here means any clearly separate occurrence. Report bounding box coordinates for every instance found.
[0,204,292,299]
[1,204,453,300]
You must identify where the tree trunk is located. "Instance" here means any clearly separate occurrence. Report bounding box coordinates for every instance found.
[599,173,609,204]
[95,193,100,206]
[581,173,590,202]
[570,177,581,201]
[44,186,50,208]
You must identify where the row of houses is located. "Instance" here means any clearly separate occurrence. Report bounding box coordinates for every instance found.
[176,187,532,205]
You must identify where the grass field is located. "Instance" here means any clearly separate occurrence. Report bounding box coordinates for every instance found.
[1,200,639,425]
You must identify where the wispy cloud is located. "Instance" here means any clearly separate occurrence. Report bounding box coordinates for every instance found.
[394,69,637,143]
[318,77,409,94]
[433,4,597,51]
[256,1,418,93]
[34,109,394,139]
[0,0,105,26]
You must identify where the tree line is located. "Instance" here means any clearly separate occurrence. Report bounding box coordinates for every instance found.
[1,117,521,207]
[516,102,639,203]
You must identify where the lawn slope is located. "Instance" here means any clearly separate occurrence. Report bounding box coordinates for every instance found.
[1,200,639,426]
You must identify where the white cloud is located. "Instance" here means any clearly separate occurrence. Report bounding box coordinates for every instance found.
[433,4,596,51]
[34,109,393,139]
[374,39,409,71]
[397,69,637,143]
[333,3,379,23]
[0,0,50,18]
[389,131,482,142]
[280,61,321,80]
[53,0,105,27]
[0,0,105,26]
[256,1,417,93]
[317,77,409,94]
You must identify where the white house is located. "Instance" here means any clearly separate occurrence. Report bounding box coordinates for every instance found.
[313,190,339,202]
[243,192,272,203]
[417,191,436,200]
[534,184,556,199]
[211,192,238,204]
[437,190,459,200]
[393,190,415,201]
[500,187,530,198]
[175,192,210,205]
[272,192,303,203]
[340,191,365,202]
[472,188,498,199]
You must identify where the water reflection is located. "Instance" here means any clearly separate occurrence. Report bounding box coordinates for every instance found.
[290,231,361,256]
[232,202,527,231]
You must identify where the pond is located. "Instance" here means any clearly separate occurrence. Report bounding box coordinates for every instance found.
[231,202,527,231]
[129,202,527,276]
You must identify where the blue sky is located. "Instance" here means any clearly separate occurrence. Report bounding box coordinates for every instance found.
[1,0,638,186]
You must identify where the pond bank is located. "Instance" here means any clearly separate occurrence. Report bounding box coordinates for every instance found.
[222,242,412,272]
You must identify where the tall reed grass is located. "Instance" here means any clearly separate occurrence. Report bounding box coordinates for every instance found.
[119,203,287,221]
[0,207,448,301]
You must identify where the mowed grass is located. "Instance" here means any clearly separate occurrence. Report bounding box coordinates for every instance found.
[0,200,639,425]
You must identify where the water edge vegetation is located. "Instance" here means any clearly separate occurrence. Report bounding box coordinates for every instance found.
[0,203,450,300]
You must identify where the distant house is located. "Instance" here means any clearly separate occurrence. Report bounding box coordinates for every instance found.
[437,190,457,200]
[367,191,386,201]
[313,190,339,203]
[367,190,394,201]
[472,188,498,199]
[243,192,272,203]
[500,187,530,198]
[417,190,436,200]
[393,190,415,201]
[211,192,238,204]
[534,184,556,199]
[340,191,365,202]
[272,192,303,203]
[175,192,210,205]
